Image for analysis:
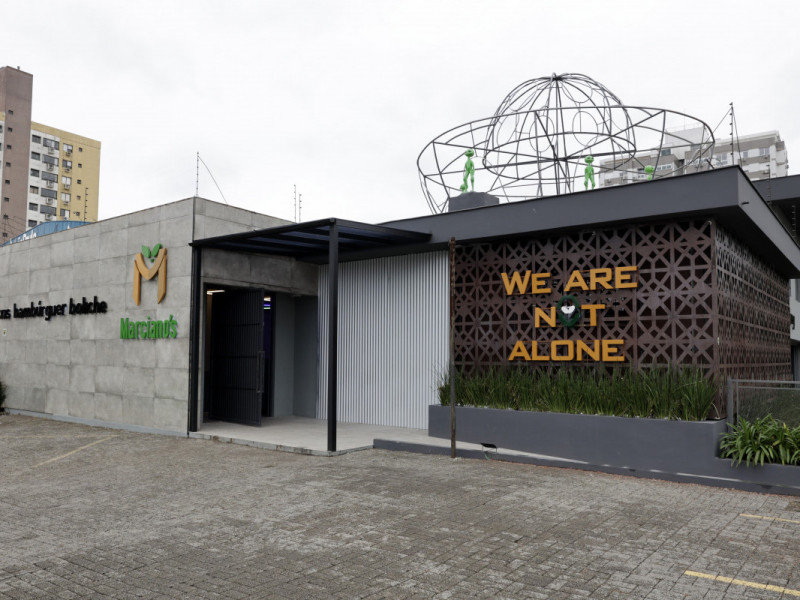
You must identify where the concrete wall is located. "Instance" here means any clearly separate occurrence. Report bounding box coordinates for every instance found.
[273,292,295,417]
[293,296,318,418]
[0,196,296,433]
[195,231,319,426]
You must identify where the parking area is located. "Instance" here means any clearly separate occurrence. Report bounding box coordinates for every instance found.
[1,414,799,599]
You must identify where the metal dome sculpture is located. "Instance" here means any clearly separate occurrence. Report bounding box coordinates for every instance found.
[418,73,715,214]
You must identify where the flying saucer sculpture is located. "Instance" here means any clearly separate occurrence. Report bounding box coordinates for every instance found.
[418,73,716,214]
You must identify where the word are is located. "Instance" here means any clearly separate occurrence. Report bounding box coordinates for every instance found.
[120,315,178,340]
[501,266,638,295]
[509,339,625,362]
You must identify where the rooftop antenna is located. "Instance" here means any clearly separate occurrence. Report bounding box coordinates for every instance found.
[293,185,303,222]
[729,102,742,168]
[196,153,228,205]
[195,152,199,197]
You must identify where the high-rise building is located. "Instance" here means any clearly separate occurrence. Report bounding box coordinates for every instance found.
[0,66,100,242]
[599,129,788,187]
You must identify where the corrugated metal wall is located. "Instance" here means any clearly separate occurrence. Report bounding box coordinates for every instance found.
[318,251,448,429]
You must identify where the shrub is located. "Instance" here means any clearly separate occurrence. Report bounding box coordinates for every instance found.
[437,366,719,421]
[719,415,800,467]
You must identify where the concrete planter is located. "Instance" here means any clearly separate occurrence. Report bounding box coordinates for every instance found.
[429,405,727,473]
[425,405,800,494]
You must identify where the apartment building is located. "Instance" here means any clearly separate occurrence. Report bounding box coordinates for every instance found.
[0,67,100,242]
[599,129,788,187]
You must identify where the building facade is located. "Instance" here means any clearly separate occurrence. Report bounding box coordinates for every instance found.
[0,198,301,432]
[600,129,788,187]
[2,168,800,436]
[0,67,101,242]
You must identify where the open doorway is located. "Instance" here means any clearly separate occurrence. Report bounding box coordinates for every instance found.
[204,286,274,426]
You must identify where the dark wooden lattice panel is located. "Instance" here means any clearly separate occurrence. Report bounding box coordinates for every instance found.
[452,220,719,372]
[715,225,791,381]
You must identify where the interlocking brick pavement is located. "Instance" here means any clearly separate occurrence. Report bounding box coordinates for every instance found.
[1,414,799,599]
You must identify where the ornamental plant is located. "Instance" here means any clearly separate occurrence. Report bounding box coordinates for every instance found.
[437,366,719,421]
[719,415,800,467]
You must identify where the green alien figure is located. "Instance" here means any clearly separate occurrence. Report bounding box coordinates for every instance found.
[460,149,475,192]
[644,165,655,181]
[584,156,595,190]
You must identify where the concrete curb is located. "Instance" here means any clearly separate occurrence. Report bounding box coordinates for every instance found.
[373,438,800,497]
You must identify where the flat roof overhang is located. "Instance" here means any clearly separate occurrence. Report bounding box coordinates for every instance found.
[382,167,800,278]
[191,218,431,263]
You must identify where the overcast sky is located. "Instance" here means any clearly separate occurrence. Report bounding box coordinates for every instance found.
[2,1,798,225]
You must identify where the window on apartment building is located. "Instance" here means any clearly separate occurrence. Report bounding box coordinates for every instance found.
[76,179,81,185]
[6,144,11,150]
[759,147,769,156]
[4,180,9,185]
[8,110,13,115]
[61,193,70,203]
[41,172,57,182]
[0,124,3,132]
[42,155,58,166]
[31,135,41,144]
[77,163,82,168]
[39,205,56,215]
[78,147,82,152]
[5,162,10,167]
[63,144,73,154]
[3,197,8,203]
[29,202,38,211]
[63,159,72,170]
[60,209,69,218]
[742,150,749,159]
[29,186,38,194]
[30,169,39,177]
[7,127,11,133]
[31,152,40,160]
[42,139,59,150]
[62,176,71,186]
[2,233,7,238]
[40,188,57,199]
[28,220,37,228]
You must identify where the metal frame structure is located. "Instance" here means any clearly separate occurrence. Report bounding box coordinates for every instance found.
[418,73,715,214]
[189,219,430,451]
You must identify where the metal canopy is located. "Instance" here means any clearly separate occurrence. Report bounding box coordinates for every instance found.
[189,218,431,453]
[191,218,431,262]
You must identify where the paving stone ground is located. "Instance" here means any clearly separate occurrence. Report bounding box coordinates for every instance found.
[1,414,799,599]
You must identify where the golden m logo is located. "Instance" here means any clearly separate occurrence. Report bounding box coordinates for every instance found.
[133,246,167,305]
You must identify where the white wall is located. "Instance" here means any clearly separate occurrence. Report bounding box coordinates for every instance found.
[318,251,448,429]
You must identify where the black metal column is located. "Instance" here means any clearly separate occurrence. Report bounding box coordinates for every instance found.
[327,222,339,452]
[188,246,202,433]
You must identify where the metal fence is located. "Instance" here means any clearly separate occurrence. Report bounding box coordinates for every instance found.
[727,379,800,428]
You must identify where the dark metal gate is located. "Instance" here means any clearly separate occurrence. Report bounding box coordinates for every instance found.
[209,289,265,426]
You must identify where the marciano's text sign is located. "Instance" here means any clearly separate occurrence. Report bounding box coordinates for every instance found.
[502,266,638,362]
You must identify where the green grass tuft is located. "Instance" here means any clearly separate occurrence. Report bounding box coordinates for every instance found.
[437,366,719,421]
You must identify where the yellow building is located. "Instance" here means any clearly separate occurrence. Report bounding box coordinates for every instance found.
[0,66,101,241]
[28,123,101,224]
